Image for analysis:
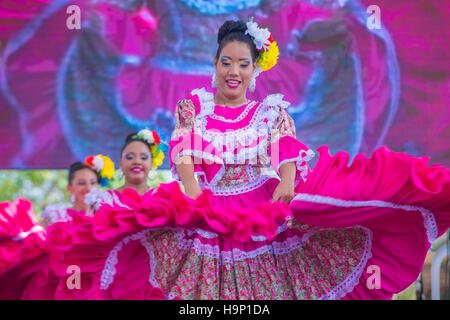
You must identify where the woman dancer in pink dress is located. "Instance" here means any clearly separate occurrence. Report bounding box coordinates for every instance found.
[41,160,107,228]
[169,20,450,300]
[49,129,172,299]
[0,154,114,299]
[48,20,450,300]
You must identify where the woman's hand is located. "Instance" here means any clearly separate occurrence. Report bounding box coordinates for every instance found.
[175,155,202,199]
[271,179,295,204]
[272,162,296,204]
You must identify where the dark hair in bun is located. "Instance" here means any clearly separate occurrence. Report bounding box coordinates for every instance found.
[215,20,259,62]
[68,162,100,184]
[120,132,152,156]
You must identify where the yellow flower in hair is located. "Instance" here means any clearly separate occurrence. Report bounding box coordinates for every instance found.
[98,155,115,179]
[257,41,279,71]
[150,145,165,170]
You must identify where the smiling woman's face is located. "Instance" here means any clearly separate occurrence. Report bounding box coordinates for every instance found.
[67,168,99,207]
[214,40,256,104]
[120,140,152,185]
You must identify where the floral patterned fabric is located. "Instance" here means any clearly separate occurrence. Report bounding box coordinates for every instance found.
[169,88,313,192]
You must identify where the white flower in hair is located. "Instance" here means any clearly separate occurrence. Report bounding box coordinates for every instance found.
[245,20,271,51]
[92,156,104,172]
[137,129,155,144]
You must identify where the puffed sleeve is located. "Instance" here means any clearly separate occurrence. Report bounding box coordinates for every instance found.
[268,106,315,185]
[169,97,223,184]
[271,106,297,139]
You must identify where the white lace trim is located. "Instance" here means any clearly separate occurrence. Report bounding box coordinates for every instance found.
[100,230,159,290]
[142,232,159,289]
[166,292,177,300]
[186,228,218,239]
[292,193,439,244]
[263,93,291,110]
[250,216,293,241]
[85,189,133,216]
[209,101,258,123]
[109,190,133,210]
[191,88,288,161]
[191,88,215,120]
[319,226,373,300]
[174,229,313,264]
[41,202,72,225]
[170,165,180,181]
[278,149,316,183]
[11,225,46,241]
[208,175,271,196]
[84,188,113,211]
[208,163,226,187]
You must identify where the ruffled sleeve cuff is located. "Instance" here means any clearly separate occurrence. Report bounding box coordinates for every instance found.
[269,135,315,185]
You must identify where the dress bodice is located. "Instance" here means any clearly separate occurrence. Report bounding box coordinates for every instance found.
[170,88,314,195]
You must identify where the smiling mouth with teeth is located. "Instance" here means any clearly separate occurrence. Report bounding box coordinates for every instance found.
[131,167,143,173]
[226,79,241,88]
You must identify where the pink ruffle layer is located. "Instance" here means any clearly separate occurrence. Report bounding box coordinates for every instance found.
[291,145,450,299]
[0,198,57,299]
[47,182,290,299]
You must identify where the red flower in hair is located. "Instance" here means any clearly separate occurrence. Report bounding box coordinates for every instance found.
[84,156,95,167]
[152,131,161,145]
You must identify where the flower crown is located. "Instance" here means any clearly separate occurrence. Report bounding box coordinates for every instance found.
[83,154,115,186]
[245,17,279,73]
[133,129,166,170]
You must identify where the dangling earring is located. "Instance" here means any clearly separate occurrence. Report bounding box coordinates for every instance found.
[249,73,256,92]
[249,67,262,93]
[116,168,124,180]
[69,193,75,204]
[147,169,157,181]
[211,72,217,89]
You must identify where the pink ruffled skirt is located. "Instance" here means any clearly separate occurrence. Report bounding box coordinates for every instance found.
[44,146,450,300]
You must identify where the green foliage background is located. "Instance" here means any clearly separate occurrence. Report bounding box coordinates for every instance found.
[0,169,172,218]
